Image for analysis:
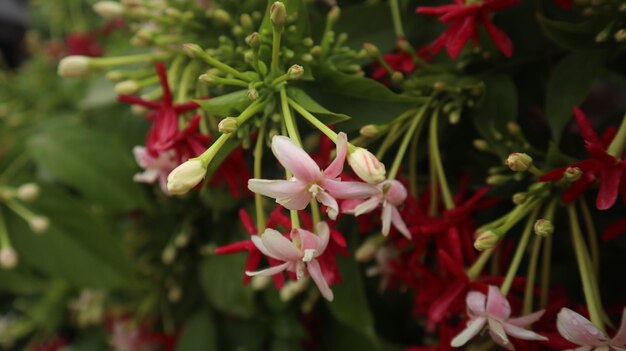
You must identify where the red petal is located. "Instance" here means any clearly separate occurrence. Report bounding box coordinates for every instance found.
[602,218,626,241]
[562,175,595,203]
[596,166,622,210]
[416,4,463,16]
[446,17,477,59]
[481,13,512,57]
[573,107,601,147]
[155,62,172,106]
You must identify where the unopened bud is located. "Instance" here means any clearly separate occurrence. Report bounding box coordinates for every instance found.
[247,88,259,101]
[183,43,204,58]
[563,167,582,182]
[507,121,521,135]
[279,278,308,302]
[355,236,383,262]
[449,111,461,124]
[168,286,182,302]
[473,139,489,151]
[198,73,216,86]
[360,124,379,138]
[288,65,304,79]
[17,183,39,202]
[240,14,253,30]
[327,6,340,25]
[397,38,411,52]
[0,247,18,269]
[348,148,386,184]
[391,72,404,85]
[614,29,626,42]
[106,71,124,81]
[58,56,91,77]
[167,159,206,195]
[486,175,509,185]
[505,153,533,172]
[534,219,554,237]
[30,216,49,234]
[245,32,260,49]
[363,43,380,59]
[433,81,445,91]
[218,117,238,134]
[250,275,272,291]
[212,8,231,26]
[162,245,176,264]
[474,230,499,251]
[114,80,139,95]
[131,105,148,116]
[270,2,286,30]
[174,233,189,248]
[93,1,123,18]
[512,192,527,205]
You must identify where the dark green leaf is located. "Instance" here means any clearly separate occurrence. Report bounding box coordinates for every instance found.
[195,90,250,116]
[286,87,350,124]
[199,253,255,318]
[536,14,607,52]
[176,311,218,351]
[546,51,606,142]
[27,121,151,212]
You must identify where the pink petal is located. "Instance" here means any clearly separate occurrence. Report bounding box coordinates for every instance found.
[466,291,487,316]
[295,228,320,252]
[481,13,513,57]
[385,180,408,206]
[381,202,392,236]
[391,206,411,238]
[556,308,609,346]
[489,319,512,349]
[316,190,339,220]
[486,285,511,319]
[315,221,330,255]
[251,234,276,259]
[353,196,382,216]
[446,16,477,59]
[596,166,622,210]
[321,179,380,199]
[261,229,302,262]
[509,310,545,327]
[450,317,487,347]
[341,198,365,214]
[610,308,626,345]
[245,261,290,276]
[323,132,347,179]
[248,179,310,210]
[271,135,321,182]
[307,259,334,301]
[503,322,548,341]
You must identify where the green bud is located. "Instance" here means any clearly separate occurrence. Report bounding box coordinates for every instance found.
[360,124,380,138]
[288,65,304,80]
[212,8,231,26]
[218,117,238,134]
[474,230,499,251]
[391,72,404,85]
[240,13,253,30]
[247,88,259,101]
[183,43,204,58]
[270,2,286,30]
[534,219,554,237]
[512,192,527,205]
[327,6,340,25]
[473,139,489,151]
[505,152,533,172]
[563,167,582,182]
[363,43,380,59]
[245,32,260,50]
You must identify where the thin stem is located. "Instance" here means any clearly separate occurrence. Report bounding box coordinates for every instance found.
[287,98,338,144]
[0,152,31,181]
[429,109,454,210]
[388,105,428,180]
[0,208,11,248]
[428,151,438,217]
[579,199,599,274]
[281,89,302,146]
[253,119,267,233]
[197,133,231,167]
[176,61,200,103]
[388,0,405,38]
[5,200,35,221]
[408,129,420,198]
[236,99,265,126]
[89,53,167,68]
[466,248,494,280]
[310,197,321,227]
[500,207,540,295]
[568,204,605,332]
[195,50,250,82]
[606,113,626,157]
[540,227,553,309]
[523,235,542,314]
[376,122,402,159]
[271,28,282,75]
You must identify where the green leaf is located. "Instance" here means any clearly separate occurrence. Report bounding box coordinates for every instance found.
[0,269,45,294]
[79,77,117,110]
[6,187,136,288]
[195,90,250,116]
[471,75,518,157]
[286,87,350,124]
[176,311,218,351]
[199,253,256,318]
[546,51,606,142]
[326,255,378,344]
[536,14,607,52]
[333,2,394,52]
[27,121,150,212]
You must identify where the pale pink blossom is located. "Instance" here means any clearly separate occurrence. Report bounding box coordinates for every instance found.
[245,222,334,301]
[109,319,155,351]
[451,285,547,350]
[248,133,378,220]
[341,180,410,238]
[132,146,178,193]
[557,307,626,351]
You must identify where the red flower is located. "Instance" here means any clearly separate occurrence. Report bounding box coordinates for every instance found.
[416,0,519,59]
[371,49,430,83]
[65,33,104,57]
[540,107,626,210]
[118,62,200,156]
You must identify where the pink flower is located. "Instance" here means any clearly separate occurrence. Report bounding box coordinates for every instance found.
[451,286,547,350]
[248,133,378,220]
[557,307,626,351]
[342,180,411,238]
[245,222,334,301]
[132,146,178,193]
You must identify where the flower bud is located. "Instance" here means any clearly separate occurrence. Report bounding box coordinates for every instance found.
[473,139,489,151]
[448,111,461,125]
[182,43,204,58]
[348,148,386,184]
[114,80,139,95]
[0,247,18,269]
[174,233,189,248]
[474,231,499,251]
[563,167,582,182]
[106,71,124,81]
[279,278,308,302]
[93,1,123,18]
[212,8,231,26]
[30,216,49,234]
[512,192,527,205]
[131,105,148,116]
[251,275,272,291]
[363,43,380,59]
[534,219,554,237]
[355,236,383,262]
[507,121,521,135]
[327,6,340,25]
[359,124,379,138]
[247,88,259,101]
[17,183,40,202]
[615,29,626,43]
[240,13,253,30]
[58,56,91,77]
[168,286,182,302]
[505,152,533,172]
[198,73,216,86]
[161,245,176,264]
[245,32,260,50]
[288,64,304,80]
[397,38,412,52]
[167,159,206,195]
[270,2,286,30]
[486,174,509,185]
[391,71,404,85]
[218,117,238,134]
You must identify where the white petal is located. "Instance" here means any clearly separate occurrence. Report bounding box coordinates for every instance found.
[450,317,487,347]
[246,262,290,276]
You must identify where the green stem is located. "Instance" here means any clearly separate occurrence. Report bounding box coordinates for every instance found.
[579,199,599,274]
[0,208,11,248]
[500,207,540,295]
[429,109,454,210]
[606,113,626,157]
[310,197,321,227]
[287,98,338,144]
[195,50,250,82]
[523,235,542,315]
[388,105,428,180]
[428,152,438,217]
[176,61,200,103]
[253,119,267,233]
[540,227,552,309]
[408,130,420,198]
[271,28,282,75]
[388,0,405,38]
[236,99,265,126]
[568,204,605,332]
[5,200,35,221]
[376,122,402,159]
[197,133,231,167]
[0,152,31,181]
[89,53,167,68]
[281,89,302,146]
[466,248,494,280]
